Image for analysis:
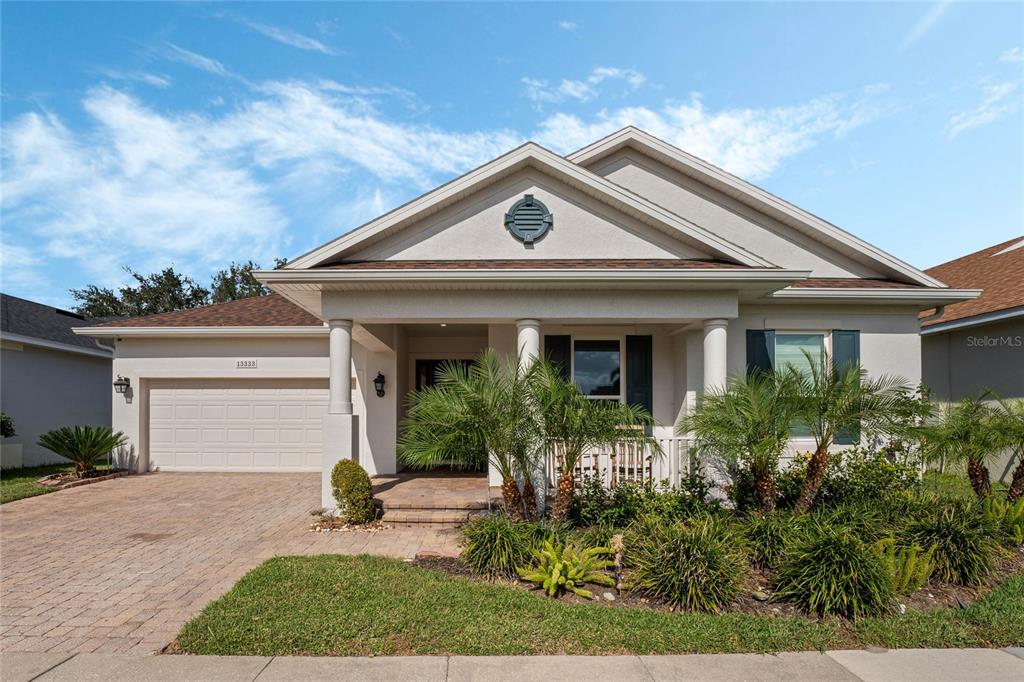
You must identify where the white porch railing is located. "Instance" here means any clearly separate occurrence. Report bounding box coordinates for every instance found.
[545,437,692,489]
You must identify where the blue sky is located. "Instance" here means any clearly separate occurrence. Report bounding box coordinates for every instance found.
[2,1,1021,308]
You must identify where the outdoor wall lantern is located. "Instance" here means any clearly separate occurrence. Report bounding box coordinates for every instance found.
[373,372,386,398]
[113,375,131,394]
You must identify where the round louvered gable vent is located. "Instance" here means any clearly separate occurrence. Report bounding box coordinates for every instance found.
[504,194,553,244]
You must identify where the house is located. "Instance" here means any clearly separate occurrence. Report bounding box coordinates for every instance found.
[75,127,978,508]
[921,236,1024,401]
[1,293,114,468]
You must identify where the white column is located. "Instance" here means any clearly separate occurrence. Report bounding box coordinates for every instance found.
[328,320,353,414]
[516,318,541,370]
[702,318,728,394]
[323,319,358,509]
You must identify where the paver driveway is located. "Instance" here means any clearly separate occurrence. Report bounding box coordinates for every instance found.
[0,473,460,655]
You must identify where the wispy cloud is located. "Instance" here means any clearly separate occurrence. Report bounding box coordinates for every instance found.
[901,1,953,49]
[384,26,412,49]
[95,68,172,88]
[235,17,343,56]
[557,20,577,32]
[522,66,646,105]
[947,80,1020,138]
[163,42,230,77]
[999,47,1023,63]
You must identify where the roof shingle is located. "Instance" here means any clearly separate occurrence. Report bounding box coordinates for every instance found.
[0,293,113,350]
[922,237,1024,327]
[90,294,322,328]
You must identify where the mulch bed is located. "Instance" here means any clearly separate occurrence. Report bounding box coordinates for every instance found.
[309,516,393,533]
[36,469,129,490]
[903,546,1024,612]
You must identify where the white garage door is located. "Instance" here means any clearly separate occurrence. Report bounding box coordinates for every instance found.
[148,379,328,471]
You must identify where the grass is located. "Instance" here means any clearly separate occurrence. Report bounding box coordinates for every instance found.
[174,554,1024,656]
[0,463,108,504]
[920,470,1009,500]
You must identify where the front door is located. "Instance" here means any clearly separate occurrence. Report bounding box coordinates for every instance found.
[414,359,474,392]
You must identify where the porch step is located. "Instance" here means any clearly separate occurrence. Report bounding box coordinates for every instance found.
[381,499,490,512]
[381,508,488,528]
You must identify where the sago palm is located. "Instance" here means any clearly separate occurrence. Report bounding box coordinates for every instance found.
[37,425,126,477]
[680,371,796,513]
[535,362,658,519]
[398,350,545,520]
[786,352,913,513]
[991,397,1024,502]
[920,397,1002,499]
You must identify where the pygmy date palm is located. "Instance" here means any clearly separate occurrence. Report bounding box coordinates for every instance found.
[920,397,1002,499]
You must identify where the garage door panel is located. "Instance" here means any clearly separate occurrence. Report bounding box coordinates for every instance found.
[149,379,328,471]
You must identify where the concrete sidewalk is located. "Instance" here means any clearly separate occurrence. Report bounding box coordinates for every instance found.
[4,648,1023,681]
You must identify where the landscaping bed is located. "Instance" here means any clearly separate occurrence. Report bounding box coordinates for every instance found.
[0,463,114,504]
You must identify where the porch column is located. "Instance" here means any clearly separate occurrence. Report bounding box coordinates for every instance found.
[516,318,541,370]
[322,319,358,510]
[702,318,728,394]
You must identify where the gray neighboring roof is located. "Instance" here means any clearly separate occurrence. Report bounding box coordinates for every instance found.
[0,293,115,353]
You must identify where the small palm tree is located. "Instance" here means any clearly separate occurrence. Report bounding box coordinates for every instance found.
[990,397,1024,502]
[920,397,1003,499]
[536,362,657,520]
[398,350,546,520]
[680,372,796,513]
[786,352,913,513]
[37,426,127,477]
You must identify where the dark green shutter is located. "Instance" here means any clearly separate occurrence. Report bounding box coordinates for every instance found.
[832,330,861,445]
[544,335,571,380]
[746,329,775,377]
[626,336,653,434]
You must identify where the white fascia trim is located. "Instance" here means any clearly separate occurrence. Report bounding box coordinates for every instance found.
[285,142,772,270]
[74,326,328,338]
[0,331,113,358]
[768,287,981,305]
[257,268,810,285]
[920,305,1024,335]
[568,127,946,288]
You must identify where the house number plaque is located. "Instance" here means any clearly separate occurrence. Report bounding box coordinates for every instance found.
[236,360,258,369]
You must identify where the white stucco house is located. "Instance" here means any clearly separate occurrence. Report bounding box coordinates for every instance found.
[76,127,978,508]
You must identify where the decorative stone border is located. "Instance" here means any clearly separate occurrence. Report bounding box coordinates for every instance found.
[38,470,131,490]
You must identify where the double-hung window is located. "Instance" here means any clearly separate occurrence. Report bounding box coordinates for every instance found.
[573,339,622,400]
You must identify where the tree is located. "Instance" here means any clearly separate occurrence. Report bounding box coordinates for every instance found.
[70,267,209,317]
[210,258,288,303]
[681,372,797,513]
[787,353,913,513]
[920,397,1003,499]
[536,361,657,519]
[991,397,1024,502]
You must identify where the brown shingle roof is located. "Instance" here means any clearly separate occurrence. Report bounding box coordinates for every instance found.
[789,278,926,289]
[316,258,750,270]
[922,236,1024,327]
[91,294,322,328]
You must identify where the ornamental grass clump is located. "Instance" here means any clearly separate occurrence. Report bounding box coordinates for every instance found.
[461,515,533,578]
[774,524,893,619]
[628,514,746,612]
[330,459,375,524]
[517,538,615,599]
[907,503,998,585]
[742,513,801,569]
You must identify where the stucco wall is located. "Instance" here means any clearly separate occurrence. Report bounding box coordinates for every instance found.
[922,317,1024,401]
[1,343,112,466]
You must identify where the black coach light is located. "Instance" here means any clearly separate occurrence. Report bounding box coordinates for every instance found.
[113,375,130,394]
[373,372,386,398]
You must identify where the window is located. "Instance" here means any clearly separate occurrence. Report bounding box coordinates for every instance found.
[775,333,826,375]
[573,339,621,399]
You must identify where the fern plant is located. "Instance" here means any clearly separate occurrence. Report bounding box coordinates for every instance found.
[983,497,1024,547]
[873,536,936,595]
[517,537,615,599]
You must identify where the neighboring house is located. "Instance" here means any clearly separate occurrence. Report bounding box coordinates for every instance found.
[76,127,978,508]
[921,236,1024,401]
[1,294,114,468]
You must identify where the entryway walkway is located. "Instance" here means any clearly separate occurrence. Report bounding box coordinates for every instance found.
[373,471,496,527]
[4,648,1023,681]
[0,473,461,655]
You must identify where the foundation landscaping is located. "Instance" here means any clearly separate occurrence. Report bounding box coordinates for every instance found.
[173,355,1024,656]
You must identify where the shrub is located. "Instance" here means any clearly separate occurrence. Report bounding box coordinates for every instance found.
[330,459,374,524]
[906,503,998,586]
[774,524,893,619]
[517,538,615,598]
[983,497,1024,547]
[574,473,715,527]
[37,425,126,476]
[873,536,936,595]
[742,513,801,569]
[627,514,746,612]
[461,515,533,578]
[0,413,14,438]
[571,523,617,549]
[773,448,920,511]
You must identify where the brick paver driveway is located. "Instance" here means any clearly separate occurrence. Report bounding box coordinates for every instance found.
[0,473,460,655]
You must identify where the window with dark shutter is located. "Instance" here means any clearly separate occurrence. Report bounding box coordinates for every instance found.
[746,329,775,377]
[832,330,861,445]
[544,335,571,380]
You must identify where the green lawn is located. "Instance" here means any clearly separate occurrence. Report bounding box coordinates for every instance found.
[174,554,1024,656]
[0,464,73,504]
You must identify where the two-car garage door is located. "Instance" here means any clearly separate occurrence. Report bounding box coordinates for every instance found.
[148,379,328,471]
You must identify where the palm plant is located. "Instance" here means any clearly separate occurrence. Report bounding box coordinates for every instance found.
[786,352,913,513]
[37,425,126,477]
[990,397,1024,502]
[680,372,796,513]
[919,397,1002,499]
[535,362,658,520]
[398,350,546,520]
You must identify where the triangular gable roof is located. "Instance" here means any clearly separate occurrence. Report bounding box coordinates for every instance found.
[568,126,945,288]
[286,142,773,270]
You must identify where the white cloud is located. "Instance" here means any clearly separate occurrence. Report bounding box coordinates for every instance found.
[533,90,889,180]
[96,69,172,88]
[947,81,1020,138]
[999,47,1023,63]
[236,18,342,55]
[522,66,646,105]
[163,43,230,77]
[901,1,953,49]
[557,21,577,32]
